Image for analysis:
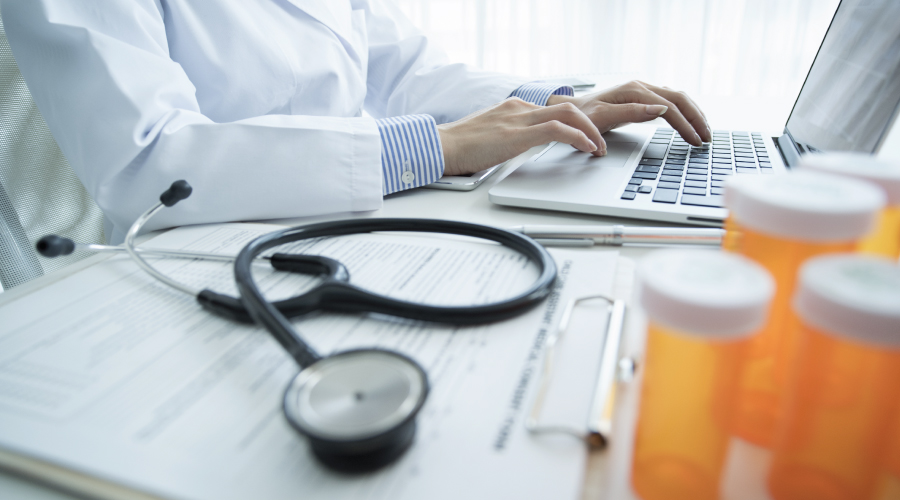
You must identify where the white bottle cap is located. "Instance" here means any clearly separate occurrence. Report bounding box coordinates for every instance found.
[793,255,900,348]
[724,171,885,242]
[799,152,900,205]
[638,249,775,338]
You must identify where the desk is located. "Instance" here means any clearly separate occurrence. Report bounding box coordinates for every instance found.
[0,92,793,500]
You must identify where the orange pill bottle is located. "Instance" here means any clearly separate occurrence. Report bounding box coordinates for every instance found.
[768,255,900,500]
[631,249,774,500]
[874,413,900,500]
[799,152,900,259]
[723,171,884,447]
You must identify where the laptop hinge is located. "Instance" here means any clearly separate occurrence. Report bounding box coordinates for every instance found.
[774,130,802,169]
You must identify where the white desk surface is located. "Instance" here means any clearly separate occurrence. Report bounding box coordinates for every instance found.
[0,91,795,500]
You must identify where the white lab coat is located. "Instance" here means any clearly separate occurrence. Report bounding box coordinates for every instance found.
[1,0,528,242]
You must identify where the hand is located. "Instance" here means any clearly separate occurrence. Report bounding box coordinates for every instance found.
[546,80,712,146]
[438,98,605,176]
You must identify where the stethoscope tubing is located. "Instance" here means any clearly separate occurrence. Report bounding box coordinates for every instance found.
[234,218,558,368]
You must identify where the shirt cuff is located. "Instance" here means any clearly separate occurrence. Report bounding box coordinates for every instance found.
[510,82,575,106]
[377,115,445,195]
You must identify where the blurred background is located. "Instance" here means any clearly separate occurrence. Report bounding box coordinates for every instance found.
[395,0,841,130]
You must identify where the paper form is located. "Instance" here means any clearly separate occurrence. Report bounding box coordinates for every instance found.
[0,223,619,500]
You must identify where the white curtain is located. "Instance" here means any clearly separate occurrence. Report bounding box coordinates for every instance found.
[395,0,840,99]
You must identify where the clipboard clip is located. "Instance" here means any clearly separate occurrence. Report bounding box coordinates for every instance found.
[524,294,632,449]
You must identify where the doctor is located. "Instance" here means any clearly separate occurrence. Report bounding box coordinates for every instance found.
[2,0,711,243]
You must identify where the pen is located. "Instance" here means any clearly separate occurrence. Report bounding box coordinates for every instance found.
[509,224,725,246]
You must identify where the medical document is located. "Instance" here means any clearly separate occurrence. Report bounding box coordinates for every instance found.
[0,223,620,500]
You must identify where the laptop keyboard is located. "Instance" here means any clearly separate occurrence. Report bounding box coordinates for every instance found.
[621,128,773,207]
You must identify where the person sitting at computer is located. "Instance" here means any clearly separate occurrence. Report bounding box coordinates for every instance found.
[1,0,711,243]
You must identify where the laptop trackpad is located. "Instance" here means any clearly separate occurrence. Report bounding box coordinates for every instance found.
[491,140,639,204]
[536,141,636,167]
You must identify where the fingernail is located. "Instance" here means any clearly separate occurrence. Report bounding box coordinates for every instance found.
[703,122,712,141]
[646,105,668,116]
[587,140,598,152]
[693,131,702,144]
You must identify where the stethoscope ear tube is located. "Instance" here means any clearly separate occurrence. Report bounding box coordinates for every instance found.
[197,254,350,323]
[234,218,558,329]
[235,234,323,368]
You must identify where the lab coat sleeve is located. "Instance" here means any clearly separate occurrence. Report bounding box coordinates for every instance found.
[361,0,532,123]
[1,0,384,243]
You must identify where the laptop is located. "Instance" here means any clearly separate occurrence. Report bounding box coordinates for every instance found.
[489,0,900,227]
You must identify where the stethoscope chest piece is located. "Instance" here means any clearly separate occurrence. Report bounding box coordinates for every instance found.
[282,349,429,472]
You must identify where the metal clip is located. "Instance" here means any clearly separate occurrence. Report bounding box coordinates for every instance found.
[525,294,627,449]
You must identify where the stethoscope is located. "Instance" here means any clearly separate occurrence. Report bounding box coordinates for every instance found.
[38,181,557,472]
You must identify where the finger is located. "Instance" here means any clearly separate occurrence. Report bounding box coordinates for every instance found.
[591,103,670,132]
[528,103,605,155]
[626,90,702,146]
[523,120,601,155]
[638,82,711,142]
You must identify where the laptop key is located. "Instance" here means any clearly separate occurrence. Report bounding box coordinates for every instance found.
[652,188,679,204]
[621,191,636,200]
[639,159,663,166]
[660,175,683,183]
[642,144,669,159]
[683,187,707,195]
[628,178,642,185]
[657,181,681,190]
[685,180,707,188]
[681,194,725,208]
[638,185,653,194]
[632,171,658,179]
[737,167,759,174]
[711,180,725,188]
[687,168,709,175]
[711,187,725,195]
[637,165,661,173]
[624,185,638,192]
[686,174,707,181]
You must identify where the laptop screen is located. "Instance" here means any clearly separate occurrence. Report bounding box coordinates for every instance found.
[785,0,900,154]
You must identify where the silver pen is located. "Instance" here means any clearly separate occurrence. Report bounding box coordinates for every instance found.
[508,224,725,247]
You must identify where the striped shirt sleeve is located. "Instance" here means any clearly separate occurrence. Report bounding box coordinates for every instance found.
[376,83,573,195]
[376,114,444,195]
[509,82,574,105]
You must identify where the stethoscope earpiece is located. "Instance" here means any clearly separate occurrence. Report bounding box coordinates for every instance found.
[282,349,428,472]
[36,235,76,257]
